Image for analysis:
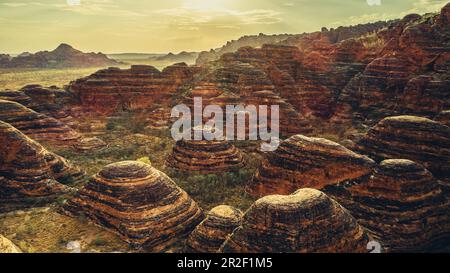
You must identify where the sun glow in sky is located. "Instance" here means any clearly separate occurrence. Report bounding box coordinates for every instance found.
[0,0,447,54]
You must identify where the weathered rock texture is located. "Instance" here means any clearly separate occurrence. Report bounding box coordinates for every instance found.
[221,188,370,253]
[0,121,82,212]
[326,159,450,252]
[167,136,245,174]
[0,235,21,253]
[0,99,82,146]
[436,110,450,126]
[63,161,204,251]
[356,116,450,179]
[249,135,375,197]
[185,205,243,253]
[333,5,450,123]
[69,63,200,115]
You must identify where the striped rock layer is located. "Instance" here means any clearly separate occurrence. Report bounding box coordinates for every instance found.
[69,63,201,115]
[220,188,370,253]
[0,121,82,212]
[326,159,450,252]
[356,116,450,179]
[185,205,243,253]
[0,99,82,146]
[167,139,244,174]
[63,161,204,251]
[249,134,375,197]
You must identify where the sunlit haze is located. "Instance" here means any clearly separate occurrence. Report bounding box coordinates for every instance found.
[0,0,447,53]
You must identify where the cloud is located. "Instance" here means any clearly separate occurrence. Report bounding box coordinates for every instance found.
[331,0,447,27]
[154,7,282,31]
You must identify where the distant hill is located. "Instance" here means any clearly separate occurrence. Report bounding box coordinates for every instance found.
[0,43,121,69]
[151,51,199,65]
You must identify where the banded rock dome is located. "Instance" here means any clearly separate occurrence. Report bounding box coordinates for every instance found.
[327,159,450,252]
[63,161,204,251]
[221,188,370,253]
[0,121,82,212]
[185,205,243,253]
[249,134,375,196]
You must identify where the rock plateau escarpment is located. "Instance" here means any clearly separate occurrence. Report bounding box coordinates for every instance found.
[326,159,450,252]
[185,205,243,253]
[356,116,450,179]
[221,188,370,253]
[249,134,375,197]
[0,121,82,212]
[63,161,204,251]
[69,63,201,115]
[0,235,21,253]
[0,99,82,146]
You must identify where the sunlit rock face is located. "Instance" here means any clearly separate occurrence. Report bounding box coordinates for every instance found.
[327,159,450,252]
[0,235,21,253]
[69,63,201,115]
[221,188,370,253]
[0,121,82,212]
[356,116,450,179]
[333,8,450,123]
[185,205,243,253]
[0,99,82,147]
[63,161,204,251]
[248,134,375,197]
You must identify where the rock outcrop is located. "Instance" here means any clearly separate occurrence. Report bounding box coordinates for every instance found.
[356,116,450,179]
[249,135,375,197]
[185,205,243,253]
[327,159,450,252]
[0,235,21,253]
[221,188,370,253]
[69,63,200,115]
[0,99,82,146]
[436,110,450,126]
[167,135,245,174]
[75,137,107,151]
[0,121,82,212]
[333,6,450,123]
[63,161,204,251]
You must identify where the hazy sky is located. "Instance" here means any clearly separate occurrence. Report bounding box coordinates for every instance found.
[0,0,447,54]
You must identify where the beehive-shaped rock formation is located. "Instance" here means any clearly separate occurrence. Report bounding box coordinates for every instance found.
[221,188,370,253]
[167,126,245,174]
[327,159,450,252]
[249,135,375,197]
[0,121,82,212]
[356,116,450,178]
[0,99,82,146]
[185,205,243,253]
[63,161,204,251]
